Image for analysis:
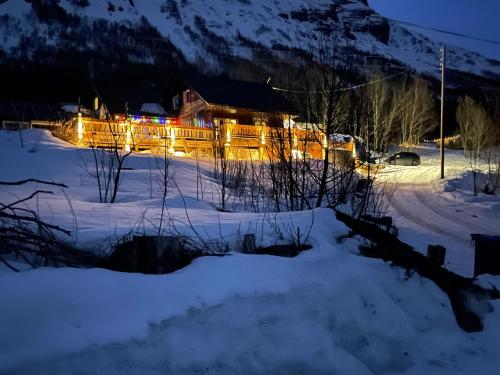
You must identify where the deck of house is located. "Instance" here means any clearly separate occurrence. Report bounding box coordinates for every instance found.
[72,116,354,161]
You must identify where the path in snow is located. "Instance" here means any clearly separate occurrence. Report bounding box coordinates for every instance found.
[389,185,500,277]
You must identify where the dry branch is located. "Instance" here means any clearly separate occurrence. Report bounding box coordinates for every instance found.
[0,179,68,188]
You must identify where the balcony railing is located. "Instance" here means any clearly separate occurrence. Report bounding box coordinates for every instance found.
[75,118,349,159]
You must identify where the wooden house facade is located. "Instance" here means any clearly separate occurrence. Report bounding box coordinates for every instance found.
[173,74,308,159]
[70,75,354,161]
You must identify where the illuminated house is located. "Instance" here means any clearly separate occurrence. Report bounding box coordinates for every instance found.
[72,75,334,160]
[175,74,294,128]
[173,74,317,159]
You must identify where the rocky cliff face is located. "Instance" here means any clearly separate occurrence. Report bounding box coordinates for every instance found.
[0,0,499,79]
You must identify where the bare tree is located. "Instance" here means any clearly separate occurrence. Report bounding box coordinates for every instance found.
[483,94,500,194]
[262,30,357,211]
[456,96,490,196]
[212,124,232,211]
[83,110,134,203]
[347,73,407,219]
[195,149,205,201]
[302,33,353,208]
[261,30,364,212]
[362,73,401,153]
[483,135,500,195]
[397,76,436,150]
[157,127,172,235]
[266,114,308,212]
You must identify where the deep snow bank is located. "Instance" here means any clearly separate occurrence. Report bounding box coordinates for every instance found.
[3,247,500,374]
[1,130,500,374]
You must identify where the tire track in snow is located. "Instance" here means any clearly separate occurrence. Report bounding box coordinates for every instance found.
[390,190,464,240]
[390,187,478,276]
[412,190,489,235]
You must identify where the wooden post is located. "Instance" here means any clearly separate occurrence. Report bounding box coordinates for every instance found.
[440,45,446,179]
[242,233,256,253]
[427,244,446,267]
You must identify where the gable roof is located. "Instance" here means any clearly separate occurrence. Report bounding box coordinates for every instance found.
[184,74,295,114]
[96,82,168,116]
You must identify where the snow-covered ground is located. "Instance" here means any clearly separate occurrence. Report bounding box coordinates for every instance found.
[1,130,500,374]
[375,145,500,277]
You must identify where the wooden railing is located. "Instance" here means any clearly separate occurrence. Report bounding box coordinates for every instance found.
[74,118,350,160]
[172,125,213,141]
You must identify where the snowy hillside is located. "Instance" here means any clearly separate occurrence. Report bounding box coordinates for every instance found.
[1,130,500,374]
[1,0,500,78]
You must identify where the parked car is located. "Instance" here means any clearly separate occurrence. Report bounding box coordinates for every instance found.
[385,152,421,166]
[365,151,383,164]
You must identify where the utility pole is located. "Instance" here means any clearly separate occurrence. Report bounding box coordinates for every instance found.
[440,45,446,179]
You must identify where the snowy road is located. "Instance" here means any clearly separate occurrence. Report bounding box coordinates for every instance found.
[374,145,500,277]
[389,184,500,277]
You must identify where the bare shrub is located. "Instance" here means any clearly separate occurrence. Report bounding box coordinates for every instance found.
[0,180,93,271]
[83,114,135,203]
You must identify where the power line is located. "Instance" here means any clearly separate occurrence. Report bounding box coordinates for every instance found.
[350,64,408,70]
[271,71,407,94]
[447,69,496,85]
[388,18,500,46]
[446,70,500,92]
[339,71,407,91]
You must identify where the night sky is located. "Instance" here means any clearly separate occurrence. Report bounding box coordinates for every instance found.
[369,0,500,61]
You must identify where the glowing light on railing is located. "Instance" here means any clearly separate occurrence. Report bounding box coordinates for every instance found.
[292,149,304,160]
[261,127,266,145]
[125,126,131,152]
[167,127,176,154]
[283,115,295,129]
[77,113,83,140]
[225,128,231,146]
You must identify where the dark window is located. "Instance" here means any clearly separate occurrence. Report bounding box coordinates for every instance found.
[183,90,191,104]
[172,95,180,110]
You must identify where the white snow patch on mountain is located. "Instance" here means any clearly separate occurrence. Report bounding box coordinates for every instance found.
[1,0,500,78]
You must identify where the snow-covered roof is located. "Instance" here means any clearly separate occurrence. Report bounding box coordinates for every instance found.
[140,103,166,116]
